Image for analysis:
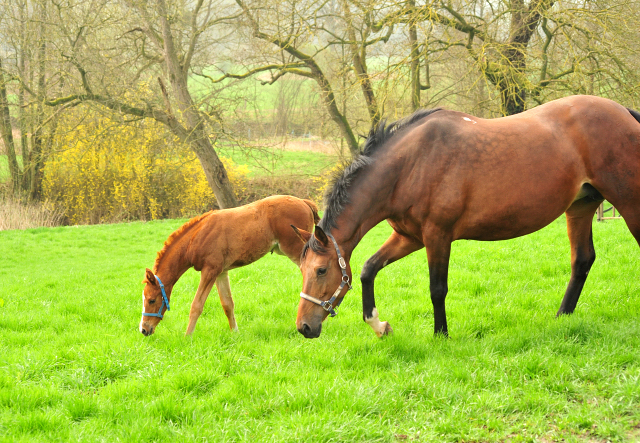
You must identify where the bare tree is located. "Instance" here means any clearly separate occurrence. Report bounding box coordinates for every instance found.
[4,0,243,207]
[376,0,640,115]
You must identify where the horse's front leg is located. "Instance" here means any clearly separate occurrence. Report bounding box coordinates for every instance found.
[424,230,452,337]
[185,268,219,336]
[215,271,238,331]
[361,230,422,338]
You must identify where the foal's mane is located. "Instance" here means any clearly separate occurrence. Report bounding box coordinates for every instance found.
[302,108,442,258]
[153,211,213,273]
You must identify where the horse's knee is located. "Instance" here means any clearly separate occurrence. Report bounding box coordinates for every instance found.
[573,249,595,276]
[430,282,448,305]
[220,297,234,312]
[360,257,381,286]
[190,304,204,317]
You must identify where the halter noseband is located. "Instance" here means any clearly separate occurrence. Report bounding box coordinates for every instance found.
[300,232,352,317]
[142,275,170,319]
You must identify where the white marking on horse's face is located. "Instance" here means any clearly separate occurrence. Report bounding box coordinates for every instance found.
[462,117,477,124]
[139,291,145,333]
[365,307,387,337]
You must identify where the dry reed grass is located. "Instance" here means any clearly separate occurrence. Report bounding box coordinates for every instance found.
[0,199,65,231]
[240,175,318,206]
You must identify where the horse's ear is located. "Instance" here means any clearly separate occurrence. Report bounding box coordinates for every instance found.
[313,225,330,247]
[291,225,311,244]
[144,268,156,285]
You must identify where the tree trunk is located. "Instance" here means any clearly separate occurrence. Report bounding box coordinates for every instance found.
[408,1,421,111]
[498,46,527,115]
[157,0,238,209]
[27,5,47,201]
[342,0,380,127]
[496,0,551,115]
[0,58,21,195]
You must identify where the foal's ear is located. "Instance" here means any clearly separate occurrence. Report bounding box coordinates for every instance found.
[313,225,330,247]
[291,225,311,244]
[144,268,156,285]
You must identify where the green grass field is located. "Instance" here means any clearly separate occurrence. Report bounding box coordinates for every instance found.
[0,155,20,181]
[1,216,639,442]
[216,146,336,178]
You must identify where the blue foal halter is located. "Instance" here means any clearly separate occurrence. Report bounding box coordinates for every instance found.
[300,232,352,317]
[142,275,170,319]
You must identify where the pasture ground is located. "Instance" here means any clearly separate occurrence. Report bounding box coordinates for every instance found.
[0,216,639,442]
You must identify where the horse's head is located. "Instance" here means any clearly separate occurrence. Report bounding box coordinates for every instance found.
[139,268,171,336]
[291,225,352,339]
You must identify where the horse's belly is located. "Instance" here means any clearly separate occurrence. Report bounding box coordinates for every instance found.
[454,195,572,241]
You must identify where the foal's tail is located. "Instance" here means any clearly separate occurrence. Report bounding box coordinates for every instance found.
[303,199,321,225]
[627,108,640,124]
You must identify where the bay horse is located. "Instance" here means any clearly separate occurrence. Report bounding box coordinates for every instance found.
[139,195,319,336]
[291,95,640,339]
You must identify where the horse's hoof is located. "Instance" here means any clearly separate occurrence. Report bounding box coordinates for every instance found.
[376,321,393,338]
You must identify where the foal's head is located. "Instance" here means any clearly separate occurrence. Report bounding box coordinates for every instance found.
[139,268,170,336]
[292,225,352,339]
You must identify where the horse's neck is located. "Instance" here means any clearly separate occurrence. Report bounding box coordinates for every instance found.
[330,165,395,258]
[155,228,195,287]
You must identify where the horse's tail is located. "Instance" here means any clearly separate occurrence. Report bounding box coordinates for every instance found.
[303,199,321,225]
[627,108,640,124]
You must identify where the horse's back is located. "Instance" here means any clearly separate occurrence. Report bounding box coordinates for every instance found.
[388,95,640,241]
[189,196,316,269]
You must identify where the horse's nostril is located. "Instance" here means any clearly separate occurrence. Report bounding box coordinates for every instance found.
[302,323,311,335]
[141,327,148,336]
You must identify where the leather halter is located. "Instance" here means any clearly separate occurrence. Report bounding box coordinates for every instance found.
[142,275,170,319]
[300,232,352,317]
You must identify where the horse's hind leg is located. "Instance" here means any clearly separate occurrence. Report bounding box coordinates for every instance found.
[215,271,238,331]
[557,198,601,316]
[186,268,219,336]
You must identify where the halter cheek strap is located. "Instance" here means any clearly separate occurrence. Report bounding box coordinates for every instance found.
[142,275,170,319]
[300,232,352,317]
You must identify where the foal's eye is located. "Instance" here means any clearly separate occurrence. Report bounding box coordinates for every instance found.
[317,268,327,276]
[148,299,156,304]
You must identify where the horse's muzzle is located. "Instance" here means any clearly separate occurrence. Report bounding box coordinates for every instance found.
[140,324,154,336]
[298,322,322,339]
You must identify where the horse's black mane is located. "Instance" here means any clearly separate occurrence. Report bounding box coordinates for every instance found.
[321,108,441,231]
[628,108,640,124]
[302,108,442,258]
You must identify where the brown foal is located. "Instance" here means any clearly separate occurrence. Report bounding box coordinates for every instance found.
[139,195,319,336]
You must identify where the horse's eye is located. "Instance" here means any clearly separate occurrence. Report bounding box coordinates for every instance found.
[148,299,156,304]
[317,268,327,276]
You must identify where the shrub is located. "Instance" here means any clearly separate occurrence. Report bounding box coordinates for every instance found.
[43,115,249,224]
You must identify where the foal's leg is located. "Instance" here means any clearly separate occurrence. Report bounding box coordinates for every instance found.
[360,230,422,337]
[557,198,601,316]
[423,230,452,337]
[215,271,238,331]
[185,268,219,336]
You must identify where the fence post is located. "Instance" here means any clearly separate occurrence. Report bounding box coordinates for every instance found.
[597,202,603,222]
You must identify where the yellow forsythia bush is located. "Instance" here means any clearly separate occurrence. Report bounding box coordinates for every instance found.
[43,116,248,225]
[311,162,346,207]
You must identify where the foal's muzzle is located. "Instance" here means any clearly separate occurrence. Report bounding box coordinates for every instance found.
[140,324,154,336]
